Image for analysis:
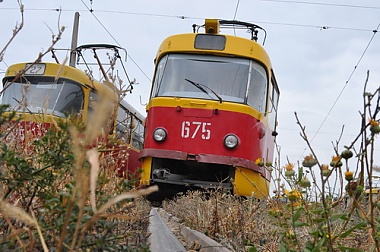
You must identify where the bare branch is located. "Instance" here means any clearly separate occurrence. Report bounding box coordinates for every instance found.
[0,10,65,96]
[0,0,24,62]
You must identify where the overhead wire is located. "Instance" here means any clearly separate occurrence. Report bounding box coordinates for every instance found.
[0,7,198,20]
[298,22,380,159]
[249,20,374,32]
[79,0,152,82]
[0,6,375,33]
[233,0,240,35]
[258,0,380,10]
[311,22,380,138]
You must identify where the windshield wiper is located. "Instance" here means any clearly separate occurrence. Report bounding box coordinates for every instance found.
[184,78,223,103]
[12,97,33,114]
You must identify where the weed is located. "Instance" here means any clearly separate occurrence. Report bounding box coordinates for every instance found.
[0,101,155,251]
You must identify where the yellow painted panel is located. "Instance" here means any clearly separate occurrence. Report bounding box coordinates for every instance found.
[5,62,94,87]
[155,33,272,69]
[233,167,269,198]
[140,157,152,186]
[146,97,263,121]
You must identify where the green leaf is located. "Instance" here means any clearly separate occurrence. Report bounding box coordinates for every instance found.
[370,243,377,252]
[279,243,288,252]
[330,213,349,222]
[312,208,323,215]
[304,240,314,251]
[312,217,325,224]
[337,245,365,252]
[294,221,308,227]
[312,237,326,252]
[339,221,367,238]
[293,207,305,222]
[309,230,320,238]
[248,246,258,252]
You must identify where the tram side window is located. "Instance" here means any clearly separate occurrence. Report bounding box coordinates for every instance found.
[132,118,144,150]
[116,106,132,143]
[88,90,98,112]
[151,55,168,98]
[247,62,267,113]
[58,81,84,115]
[268,77,279,130]
[87,91,99,121]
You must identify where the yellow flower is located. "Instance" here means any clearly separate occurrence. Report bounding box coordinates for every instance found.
[369,118,380,134]
[325,234,334,239]
[304,154,314,161]
[321,164,329,170]
[302,154,317,168]
[369,118,379,126]
[285,163,294,171]
[330,156,343,167]
[286,189,301,202]
[255,158,264,167]
[345,171,354,181]
[321,164,331,176]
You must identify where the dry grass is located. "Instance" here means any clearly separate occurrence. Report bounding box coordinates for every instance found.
[162,190,372,251]
[0,97,154,251]
[162,190,278,251]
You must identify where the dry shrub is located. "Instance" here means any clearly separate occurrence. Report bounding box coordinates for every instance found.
[163,189,373,251]
[0,98,155,251]
[163,190,279,251]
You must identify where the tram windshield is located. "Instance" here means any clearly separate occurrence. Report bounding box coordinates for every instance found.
[2,76,84,117]
[152,53,267,111]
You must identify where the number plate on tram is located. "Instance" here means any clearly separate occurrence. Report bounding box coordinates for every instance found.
[181,120,211,140]
[25,63,46,75]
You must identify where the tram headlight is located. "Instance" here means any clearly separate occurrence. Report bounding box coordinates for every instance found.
[153,127,167,142]
[224,134,239,149]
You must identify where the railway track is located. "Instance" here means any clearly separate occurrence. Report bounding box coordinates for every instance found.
[148,208,232,252]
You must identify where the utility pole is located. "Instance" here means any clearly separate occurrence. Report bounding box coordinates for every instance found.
[69,12,80,67]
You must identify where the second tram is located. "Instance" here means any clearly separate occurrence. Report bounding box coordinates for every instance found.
[1,48,145,178]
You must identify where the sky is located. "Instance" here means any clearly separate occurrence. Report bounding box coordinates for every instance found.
[1,0,380,189]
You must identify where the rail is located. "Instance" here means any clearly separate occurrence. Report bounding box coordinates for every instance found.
[148,208,232,252]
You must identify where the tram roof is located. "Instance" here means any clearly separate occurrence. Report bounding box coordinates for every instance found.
[3,62,119,94]
[154,32,272,70]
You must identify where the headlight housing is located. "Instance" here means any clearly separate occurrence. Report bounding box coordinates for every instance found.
[224,134,238,149]
[153,127,167,142]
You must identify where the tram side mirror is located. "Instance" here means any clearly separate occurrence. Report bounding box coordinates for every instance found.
[272,131,278,137]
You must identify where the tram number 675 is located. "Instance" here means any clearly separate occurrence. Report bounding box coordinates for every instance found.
[181,121,211,140]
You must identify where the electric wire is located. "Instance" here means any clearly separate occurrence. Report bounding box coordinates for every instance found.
[0,7,375,33]
[258,0,380,10]
[249,20,374,32]
[0,7,198,20]
[79,0,152,82]
[279,127,357,136]
[233,0,240,35]
[298,22,380,160]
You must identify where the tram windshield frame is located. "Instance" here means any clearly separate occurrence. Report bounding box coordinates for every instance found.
[151,53,268,112]
[2,76,84,117]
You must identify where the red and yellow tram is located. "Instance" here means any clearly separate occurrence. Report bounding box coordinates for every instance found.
[1,56,144,178]
[139,19,280,198]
